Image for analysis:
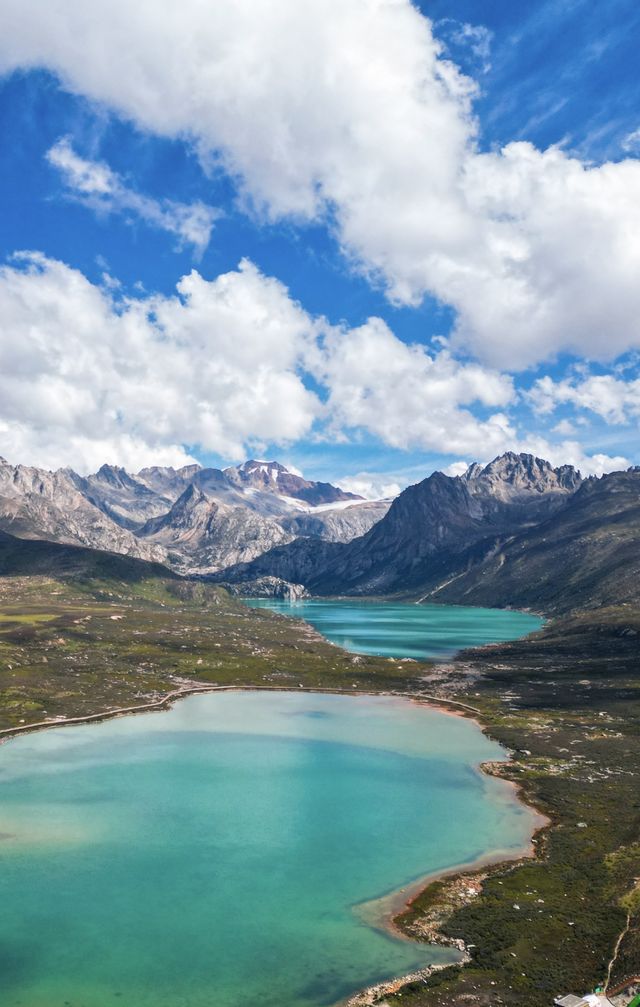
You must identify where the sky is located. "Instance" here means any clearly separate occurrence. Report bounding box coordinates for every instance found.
[1,0,640,497]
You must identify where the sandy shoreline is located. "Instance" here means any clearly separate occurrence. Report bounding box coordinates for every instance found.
[355,833,546,942]
[0,681,484,743]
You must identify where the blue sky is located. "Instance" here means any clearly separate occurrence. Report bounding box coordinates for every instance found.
[1,0,639,493]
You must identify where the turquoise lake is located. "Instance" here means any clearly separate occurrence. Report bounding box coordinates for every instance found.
[245,598,543,659]
[0,604,541,1007]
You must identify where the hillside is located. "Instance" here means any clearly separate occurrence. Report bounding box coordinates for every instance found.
[419,468,640,614]
[0,540,423,735]
[4,451,640,617]
[220,454,583,595]
[0,529,177,582]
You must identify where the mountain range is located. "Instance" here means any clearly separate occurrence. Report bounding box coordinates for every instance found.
[2,451,639,616]
[219,453,640,614]
[0,457,390,575]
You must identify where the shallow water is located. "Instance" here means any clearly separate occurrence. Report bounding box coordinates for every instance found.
[0,690,537,1007]
[245,598,543,659]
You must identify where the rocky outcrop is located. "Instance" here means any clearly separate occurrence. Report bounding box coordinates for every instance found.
[223,576,309,600]
[138,485,296,574]
[461,451,582,513]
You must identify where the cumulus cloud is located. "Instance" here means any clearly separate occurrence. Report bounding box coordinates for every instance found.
[551,418,577,437]
[443,460,470,477]
[0,252,519,471]
[311,318,516,457]
[335,473,402,501]
[529,373,640,424]
[0,253,627,476]
[0,253,318,472]
[47,138,218,256]
[0,424,197,475]
[3,1,640,367]
[457,144,640,366]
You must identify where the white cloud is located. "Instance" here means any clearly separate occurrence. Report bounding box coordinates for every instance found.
[0,424,196,474]
[0,252,627,475]
[622,127,640,153]
[456,144,640,366]
[311,318,517,457]
[551,418,577,436]
[47,138,219,256]
[335,473,402,501]
[443,460,470,477]
[437,20,493,73]
[0,252,519,470]
[3,1,640,367]
[529,373,640,424]
[0,253,318,472]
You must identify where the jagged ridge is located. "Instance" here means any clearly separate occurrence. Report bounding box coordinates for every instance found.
[0,457,390,576]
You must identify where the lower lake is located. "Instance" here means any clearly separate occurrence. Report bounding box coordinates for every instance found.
[0,603,541,1007]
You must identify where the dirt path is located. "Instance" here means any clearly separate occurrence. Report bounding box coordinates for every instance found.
[604,910,631,992]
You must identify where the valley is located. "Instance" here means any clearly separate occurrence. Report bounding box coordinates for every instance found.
[0,451,638,1007]
[3,4,639,1004]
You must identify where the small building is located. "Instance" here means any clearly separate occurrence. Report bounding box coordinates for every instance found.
[554,994,616,1007]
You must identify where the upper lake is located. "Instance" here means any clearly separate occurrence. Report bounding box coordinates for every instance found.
[245,598,543,659]
[0,603,541,1007]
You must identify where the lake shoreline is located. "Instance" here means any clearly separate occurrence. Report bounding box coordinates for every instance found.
[0,679,549,1007]
[0,681,486,744]
[339,699,551,1006]
[343,806,550,1007]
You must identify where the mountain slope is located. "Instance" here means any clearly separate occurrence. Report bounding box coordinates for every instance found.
[0,529,176,582]
[0,459,166,563]
[220,453,583,595]
[0,456,388,575]
[419,468,640,614]
[221,457,640,617]
[138,484,296,574]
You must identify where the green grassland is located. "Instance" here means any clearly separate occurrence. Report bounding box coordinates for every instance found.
[0,571,426,732]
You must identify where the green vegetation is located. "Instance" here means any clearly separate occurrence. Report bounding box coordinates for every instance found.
[0,564,426,733]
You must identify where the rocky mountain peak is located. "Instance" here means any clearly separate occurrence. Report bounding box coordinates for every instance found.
[226,459,292,488]
[224,459,362,506]
[462,462,483,481]
[174,482,208,509]
[94,463,141,490]
[463,452,582,499]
